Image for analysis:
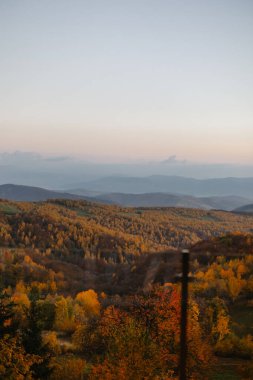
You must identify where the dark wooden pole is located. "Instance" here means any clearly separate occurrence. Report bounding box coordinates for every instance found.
[179,249,189,380]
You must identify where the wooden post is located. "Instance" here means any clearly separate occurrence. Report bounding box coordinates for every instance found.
[179,249,189,380]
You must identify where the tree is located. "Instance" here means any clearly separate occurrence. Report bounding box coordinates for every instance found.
[54,296,75,333]
[75,290,100,319]
[22,299,52,379]
[0,336,39,380]
[0,291,16,338]
[0,291,39,379]
[49,356,88,380]
[90,286,212,379]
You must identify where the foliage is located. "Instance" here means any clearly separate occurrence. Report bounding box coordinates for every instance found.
[215,333,253,359]
[42,331,61,355]
[0,336,39,380]
[0,290,39,379]
[89,286,212,379]
[22,299,52,379]
[49,355,88,380]
[0,200,252,378]
[75,290,101,319]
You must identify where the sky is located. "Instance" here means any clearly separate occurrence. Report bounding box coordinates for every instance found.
[0,0,253,164]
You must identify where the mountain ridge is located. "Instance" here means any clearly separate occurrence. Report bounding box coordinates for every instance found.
[0,183,251,211]
[69,175,253,198]
[234,203,253,214]
[0,183,95,202]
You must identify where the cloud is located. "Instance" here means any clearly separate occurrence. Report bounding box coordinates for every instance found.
[161,155,187,165]
[0,151,72,164]
[0,151,41,162]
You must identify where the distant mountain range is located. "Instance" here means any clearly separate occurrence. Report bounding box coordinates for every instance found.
[234,203,253,214]
[0,183,252,211]
[69,175,253,198]
[0,184,92,202]
[93,192,250,211]
[1,152,253,189]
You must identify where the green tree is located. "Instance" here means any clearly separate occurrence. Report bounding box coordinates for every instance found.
[22,299,52,379]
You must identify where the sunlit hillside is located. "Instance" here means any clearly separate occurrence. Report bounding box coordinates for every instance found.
[1,199,253,379]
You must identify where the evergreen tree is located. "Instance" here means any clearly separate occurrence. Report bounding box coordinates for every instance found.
[0,291,16,337]
[22,299,52,379]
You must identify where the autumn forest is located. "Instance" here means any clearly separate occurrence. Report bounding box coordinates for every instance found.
[0,198,252,379]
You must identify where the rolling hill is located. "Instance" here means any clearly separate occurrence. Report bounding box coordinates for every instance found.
[1,198,253,255]
[71,175,253,198]
[0,183,251,211]
[0,184,94,202]
[234,203,253,214]
[94,192,249,211]
[1,198,253,294]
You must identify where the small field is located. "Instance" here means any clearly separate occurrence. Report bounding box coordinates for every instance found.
[0,203,20,215]
[230,302,253,337]
[210,357,251,380]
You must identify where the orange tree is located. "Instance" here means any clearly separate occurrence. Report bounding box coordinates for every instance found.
[89,285,212,379]
[0,291,39,379]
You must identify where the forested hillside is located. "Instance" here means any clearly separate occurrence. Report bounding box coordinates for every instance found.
[0,199,253,379]
[1,198,252,256]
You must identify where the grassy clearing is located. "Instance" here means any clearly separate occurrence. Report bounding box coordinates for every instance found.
[201,214,220,222]
[0,203,20,215]
[211,371,241,380]
[230,303,253,337]
[76,209,93,217]
[210,358,244,380]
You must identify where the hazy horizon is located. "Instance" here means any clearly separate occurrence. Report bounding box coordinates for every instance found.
[1,149,253,166]
[1,1,253,165]
[0,151,253,191]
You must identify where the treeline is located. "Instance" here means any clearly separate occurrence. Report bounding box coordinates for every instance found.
[1,199,253,265]
[52,199,253,249]
[0,201,148,263]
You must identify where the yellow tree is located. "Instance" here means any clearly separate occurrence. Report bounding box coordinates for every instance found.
[75,290,100,319]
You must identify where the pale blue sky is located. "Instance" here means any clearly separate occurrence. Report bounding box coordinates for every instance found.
[0,0,253,163]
